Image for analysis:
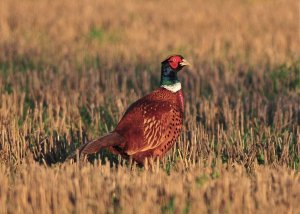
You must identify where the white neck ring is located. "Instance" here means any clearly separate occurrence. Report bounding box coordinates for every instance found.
[161,82,181,93]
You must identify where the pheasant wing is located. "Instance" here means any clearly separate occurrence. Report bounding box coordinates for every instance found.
[115,100,182,155]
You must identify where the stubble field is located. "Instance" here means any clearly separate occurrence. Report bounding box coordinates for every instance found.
[0,0,299,213]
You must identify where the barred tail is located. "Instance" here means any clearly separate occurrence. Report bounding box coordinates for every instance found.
[67,132,124,160]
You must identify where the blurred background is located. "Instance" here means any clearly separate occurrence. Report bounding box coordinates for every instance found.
[1,0,298,67]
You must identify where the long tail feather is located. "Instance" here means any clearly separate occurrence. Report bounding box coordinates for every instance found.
[67,132,124,160]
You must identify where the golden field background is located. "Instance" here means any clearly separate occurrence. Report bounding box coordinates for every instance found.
[0,0,299,213]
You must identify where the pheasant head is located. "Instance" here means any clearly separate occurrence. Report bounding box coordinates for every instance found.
[160,55,190,86]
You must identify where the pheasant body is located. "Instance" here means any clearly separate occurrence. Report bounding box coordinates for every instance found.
[111,87,184,164]
[74,55,190,165]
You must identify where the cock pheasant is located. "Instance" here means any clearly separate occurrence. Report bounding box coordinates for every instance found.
[73,55,190,165]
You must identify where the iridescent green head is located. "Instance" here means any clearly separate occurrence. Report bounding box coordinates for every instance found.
[160,55,190,86]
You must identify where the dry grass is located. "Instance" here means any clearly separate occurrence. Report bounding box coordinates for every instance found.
[1,161,300,214]
[0,0,299,213]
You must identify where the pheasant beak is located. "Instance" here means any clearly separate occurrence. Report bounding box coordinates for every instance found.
[180,59,191,67]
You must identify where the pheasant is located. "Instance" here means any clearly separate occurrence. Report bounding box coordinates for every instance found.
[73,55,190,165]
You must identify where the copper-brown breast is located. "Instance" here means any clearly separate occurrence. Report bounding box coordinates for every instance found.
[114,88,184,160]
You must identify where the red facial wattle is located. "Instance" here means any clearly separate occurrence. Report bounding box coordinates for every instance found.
[168,56,182,69]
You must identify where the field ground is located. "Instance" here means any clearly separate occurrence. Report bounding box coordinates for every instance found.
[0,0,299,213]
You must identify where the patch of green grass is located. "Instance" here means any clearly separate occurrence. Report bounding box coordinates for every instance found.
[270,65,289,94]
[242,131,250,153]
[83,55,102,69]
[221,151,229,163]
[0,58,44,74]
[0,61,10,76]
[211,170,220,179]
[265,62,300,99]
[80,106,92,127]
[165,160,172,175]
[24,95,35,111]
[257,153,265,165]
[182,200,191,214]
[87,27,122,44]
[4,83,13,94]
[195,174,210,187]
[161,196,175,214]
[288,133,300,170]
[87,27,105,41]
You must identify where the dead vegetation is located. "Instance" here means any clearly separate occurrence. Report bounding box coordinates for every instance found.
[1,161,300,214]
[0,0,299,213]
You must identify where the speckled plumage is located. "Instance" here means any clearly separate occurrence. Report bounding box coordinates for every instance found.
[74,55,190,165]
[111,87,184,164]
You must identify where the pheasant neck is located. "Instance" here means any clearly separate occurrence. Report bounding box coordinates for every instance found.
[161,82,182,93]
[160,71,179,86]
[160,65,181,92]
